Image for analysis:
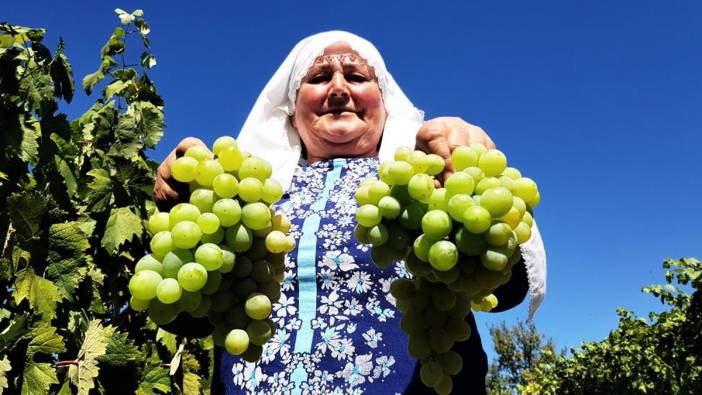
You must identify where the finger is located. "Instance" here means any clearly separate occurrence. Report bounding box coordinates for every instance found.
[175,137,207,157]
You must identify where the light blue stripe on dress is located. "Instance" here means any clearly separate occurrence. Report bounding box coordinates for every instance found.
[290,158,346,394]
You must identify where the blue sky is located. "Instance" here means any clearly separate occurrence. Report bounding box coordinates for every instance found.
[7,1,701,361]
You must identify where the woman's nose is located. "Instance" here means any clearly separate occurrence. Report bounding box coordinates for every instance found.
[329,72,350,99]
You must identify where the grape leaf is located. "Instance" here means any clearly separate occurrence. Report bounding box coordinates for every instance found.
[0,355,11,393]
[101,207,143,254]
[27,325,66,356]
[21,361,58,395]
[49,40,74,103]
[67,320,114,395]
[85,168,113,212]
[54,155,78,197]
[97,332,141,367]
[136,350,170,395]
[46,222,90,301]
[0,314,27,350]
[183,372,200,395]
[19,114,40,163]
[136,101,163,148]
[7,191,47,241]
[156,328,177,354]
[13,268,61,321]
[109,114,142,159]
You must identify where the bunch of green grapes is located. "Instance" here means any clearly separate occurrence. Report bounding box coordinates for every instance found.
[128,136,295,362]
[354,144,540,394]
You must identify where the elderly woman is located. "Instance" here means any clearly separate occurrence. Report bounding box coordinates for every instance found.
[155,31,546,395]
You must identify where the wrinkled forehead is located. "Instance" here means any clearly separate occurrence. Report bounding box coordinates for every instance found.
[305,51,378,80]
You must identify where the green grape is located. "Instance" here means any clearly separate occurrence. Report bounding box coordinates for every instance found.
[378,196,402,219]
[135,254,163,274]
[512,196,527,217]
[485,223,513,246]
[405,254,431,277]
[420,361,443,388]
[212,323,233,346]
[171,221,202,249]
[147,300,180,326]
[500,207,521,229]
[370,245,402,268]
[176,291,202,312]
[241,344,263,363]
[434,374,453,395]
[150,231,173,258]
[463,166,485,185]
[177,262,208,292]
[378,161,393,184]
[211,290,235,312]
[429,329,453,353]
[354,224,371,244]
[389,278,416,299]
[129,270,162,300]
[258,280,282,303]
[386,223,411,250]
[390,184,412,204]
[428,240,458,271]
[189,295,211,318]
[387,161,415,185]
[444,171,475,196]
[238,177,263,202]
[447,194,474,222]
[213,173,239,198]
[233,278,258,299]
[247,320,273,346]
[454,227,486,256]
[514,221,532,243]
[130,297,150,312]
[196,159,225,187]
[407,173,434,202]
[156,278,182,304]
[262,179,284,204]
[271,214,291,233]
[185,146,214,161]
[162,249,193,278]
[400,312,427,335]
[265,230,288,253]
[171,157,199,182]
[480,186,513,218]
[251,260,272,283]
[481,249,508,271]
[212,136,237,155]
[447,299,470,319]
[356,204,381,227]
[439,351,463,375]
[422,210,452,239]
[226,224,254,252]
[445,318,471,342]
[195,243,224,271]
[198,213,221,235]
[188,180,204,193]
[208,310,226,326]
[202,227,225,244]
[398,202,426,230]
[512,177,538,203]
[485,294,498,310]
[225,305,251,329]
[522,211,534,227]
[474,176,501,195]
[169,203,201,224]
[218,145,244,171]
[425,154,445,176]
[368,180,391,205]
[434,266,461,284]
[245,293,272,320]
[431,286,456,311]
[239,156,272,181]
[219,245,236,274]
[224,329,250,355]
[355,185,372,205]
[407,334,432,359]
[451,146,478,170]
[396,299,411,313]
[408,150,429,173]
[241,202,272,230]
[413,234,437,262]
[462,205,491,234]
[148,212,171,234]
[212,198,242,227]
[428,188,449,211]
[367,224,389,246]
[394,146,412,161]
[498,175,515,191]
[525,190,541,209]
[233,256,253,278]
[190,188,216,212]
[424,306,448,328]
[478,149,507,176]
[501,166,521,179]
[470,142,487,156]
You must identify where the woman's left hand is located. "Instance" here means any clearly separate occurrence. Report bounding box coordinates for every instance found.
[415,116,495,185]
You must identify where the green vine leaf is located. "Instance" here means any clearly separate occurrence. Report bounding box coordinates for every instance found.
[97,332,142,367]
[27,325,66,356]
[7,191,47,242]
[46,222,90,301]
[68,320,114,395]
[101,207,143,254]
[13,268,61,321]
[0,355,10,394]
[21,361,58,395]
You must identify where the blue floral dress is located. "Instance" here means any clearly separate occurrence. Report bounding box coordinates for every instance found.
[220,157,418,394]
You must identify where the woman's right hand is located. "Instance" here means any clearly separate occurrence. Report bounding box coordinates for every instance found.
[154,137,207,211]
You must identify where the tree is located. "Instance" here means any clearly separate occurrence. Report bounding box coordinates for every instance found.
[0,10,212,394]
[486,319,561,394]
[522,257,702,395]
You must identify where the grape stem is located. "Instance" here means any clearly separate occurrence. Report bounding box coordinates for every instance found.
[2,224,13,258]
[53,359,79,367]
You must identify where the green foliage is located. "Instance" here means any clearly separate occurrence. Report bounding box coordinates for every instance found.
[486,320,561,395]
[0,11,214,394]
[522,258,702,395]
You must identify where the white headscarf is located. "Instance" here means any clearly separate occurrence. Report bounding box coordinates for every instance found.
[236,31,424,190]
[236,30,546,320]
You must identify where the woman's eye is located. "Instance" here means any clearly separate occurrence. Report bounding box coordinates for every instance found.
[307,74,331,84]
[347,74,368,83]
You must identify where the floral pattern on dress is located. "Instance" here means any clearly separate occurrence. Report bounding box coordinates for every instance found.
[221,158,417,394]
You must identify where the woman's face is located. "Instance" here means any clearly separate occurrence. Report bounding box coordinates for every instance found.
[292,42,386,162]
